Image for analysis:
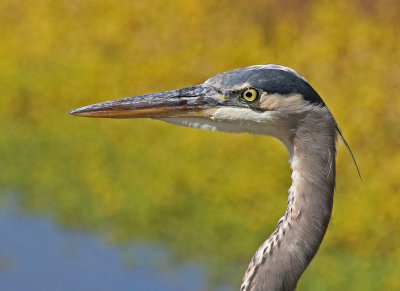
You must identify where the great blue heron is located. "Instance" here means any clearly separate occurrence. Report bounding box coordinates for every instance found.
[70,64,359,291]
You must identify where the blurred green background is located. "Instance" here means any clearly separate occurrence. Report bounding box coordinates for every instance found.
[0,0,399,290]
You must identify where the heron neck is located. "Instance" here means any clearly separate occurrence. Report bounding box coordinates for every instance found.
[241,110,337,291]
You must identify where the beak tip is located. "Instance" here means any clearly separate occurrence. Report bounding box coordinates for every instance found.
[69,107,87,117]
[69,109,79,116]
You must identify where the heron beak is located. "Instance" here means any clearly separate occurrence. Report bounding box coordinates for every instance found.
[69,85,225,119]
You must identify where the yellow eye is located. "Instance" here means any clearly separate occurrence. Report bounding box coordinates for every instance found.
[241,88,259,102]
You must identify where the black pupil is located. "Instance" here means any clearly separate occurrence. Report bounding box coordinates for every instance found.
[245,91,253,98]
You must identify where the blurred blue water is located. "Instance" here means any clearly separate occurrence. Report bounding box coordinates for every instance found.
[0,194,206,291]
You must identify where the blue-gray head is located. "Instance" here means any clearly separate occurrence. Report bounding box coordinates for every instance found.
[70,65,332,146]
[70,64,359,170]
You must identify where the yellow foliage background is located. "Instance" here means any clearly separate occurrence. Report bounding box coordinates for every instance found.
[0,0,399,289]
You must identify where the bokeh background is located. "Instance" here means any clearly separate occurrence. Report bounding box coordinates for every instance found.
[1,0,399,290]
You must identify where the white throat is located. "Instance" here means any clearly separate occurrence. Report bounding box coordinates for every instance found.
[158,107,292,145]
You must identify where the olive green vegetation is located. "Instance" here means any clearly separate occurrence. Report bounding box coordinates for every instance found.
[0,0,399,289]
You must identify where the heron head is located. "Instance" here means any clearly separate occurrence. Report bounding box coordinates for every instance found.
[70,65,326,143]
